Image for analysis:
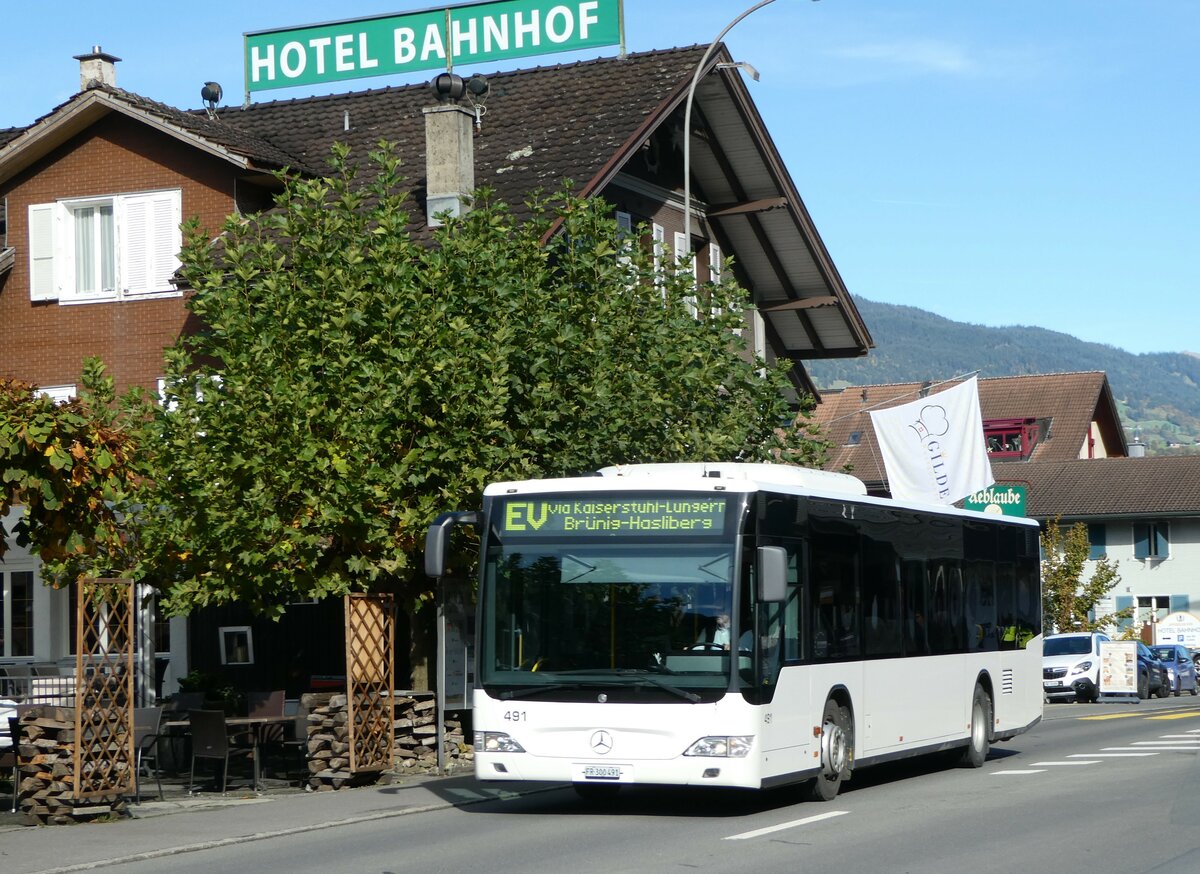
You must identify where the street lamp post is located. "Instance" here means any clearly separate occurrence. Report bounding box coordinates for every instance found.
[681,0,780,250]
[682,1,820,251]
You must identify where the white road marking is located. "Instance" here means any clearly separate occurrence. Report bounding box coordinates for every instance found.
[1030,760,1100,766]
[1104,746,1200,751]
[1071,752,1157,757]
[1129,741,1200,746]
[991,769,1047,775]
[724,810,849,840]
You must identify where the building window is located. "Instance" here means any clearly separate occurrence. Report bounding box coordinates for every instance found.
[73,201,117,295]
[39,384,77,404]
[1,569,36,658]
[219,627,255,665]
[1134,522,1169,560]
[983,417,1040,459]
[28,188,182,304]
[1086,523,1107,560]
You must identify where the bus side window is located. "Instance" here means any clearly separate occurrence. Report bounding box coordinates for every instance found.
[902,560,929,656]
[783,546,802,662]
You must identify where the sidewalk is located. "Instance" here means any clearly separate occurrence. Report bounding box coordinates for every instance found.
[0,771,563,874]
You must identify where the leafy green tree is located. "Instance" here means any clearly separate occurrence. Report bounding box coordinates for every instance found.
[0,360,143,578]
[135,143,827,620]
[1041,518,1128,633]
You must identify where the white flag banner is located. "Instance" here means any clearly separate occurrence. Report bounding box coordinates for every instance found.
[869,376,994,505]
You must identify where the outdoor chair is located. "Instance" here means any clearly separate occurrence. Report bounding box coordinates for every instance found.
[3,717,17,814]
[5,705,35,814]
[246,690,285,718]
[244,690,287,776]
[133,706,164,803]
[281,698,311,781]
[167,692,205,714]
[188,709,256,795]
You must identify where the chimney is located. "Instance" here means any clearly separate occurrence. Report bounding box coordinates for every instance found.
[74,46,121,90]
[423,73,475,227]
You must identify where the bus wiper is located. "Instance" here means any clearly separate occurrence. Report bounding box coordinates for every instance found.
[497,684,587,700]
[617,670,701,703]
[560,554,597,584]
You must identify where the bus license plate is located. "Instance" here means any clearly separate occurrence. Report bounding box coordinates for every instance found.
[575,764,628,781]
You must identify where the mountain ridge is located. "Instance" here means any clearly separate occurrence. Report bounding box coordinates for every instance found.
[805,298,1200,456]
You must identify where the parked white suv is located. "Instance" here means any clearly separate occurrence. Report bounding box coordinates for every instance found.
[1043,632,1110,702]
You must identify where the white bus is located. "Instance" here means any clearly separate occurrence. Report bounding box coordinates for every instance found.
[425,463,1042,800]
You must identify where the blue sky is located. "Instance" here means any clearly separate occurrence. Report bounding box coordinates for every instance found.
[4,1,1197,355]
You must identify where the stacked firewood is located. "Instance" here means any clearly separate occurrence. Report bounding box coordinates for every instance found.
[11,706,129,825]
[300,692,473,790]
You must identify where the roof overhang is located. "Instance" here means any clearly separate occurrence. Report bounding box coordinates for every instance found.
[578,45,873,380]
[0,90,254,185]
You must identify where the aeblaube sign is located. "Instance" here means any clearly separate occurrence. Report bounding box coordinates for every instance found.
[245,0,622,94]
[963,484,1027,517]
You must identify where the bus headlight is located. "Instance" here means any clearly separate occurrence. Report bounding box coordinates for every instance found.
[684,736,754,758]
[475,731,526,753]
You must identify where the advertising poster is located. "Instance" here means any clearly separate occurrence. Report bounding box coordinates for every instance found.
[1099,641,1138,695]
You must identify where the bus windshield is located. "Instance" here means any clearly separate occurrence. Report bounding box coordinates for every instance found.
[479,494,745,701]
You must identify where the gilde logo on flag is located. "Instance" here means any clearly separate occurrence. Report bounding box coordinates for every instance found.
[869,376,994,505]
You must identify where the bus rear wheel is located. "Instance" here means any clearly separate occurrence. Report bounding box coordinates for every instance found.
[806,698,851,802]
[958,684,992,768]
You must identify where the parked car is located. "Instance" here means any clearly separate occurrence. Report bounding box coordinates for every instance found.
[1137,641,1172,699]
[1043,632,1110,702]
[1149,644,1199,696]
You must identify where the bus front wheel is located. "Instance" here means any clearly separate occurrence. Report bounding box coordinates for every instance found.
[806,698,851,802]
[958,684,992,768]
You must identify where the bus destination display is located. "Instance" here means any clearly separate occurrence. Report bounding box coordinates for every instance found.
[500,497,727,537]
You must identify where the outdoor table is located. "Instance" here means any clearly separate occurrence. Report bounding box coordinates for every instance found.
[165,715,293,790]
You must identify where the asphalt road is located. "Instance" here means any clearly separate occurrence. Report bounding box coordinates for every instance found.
[59,695,1200,873]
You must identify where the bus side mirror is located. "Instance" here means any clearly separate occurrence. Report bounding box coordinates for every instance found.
[757,546,787,603]
[424,511,481,578]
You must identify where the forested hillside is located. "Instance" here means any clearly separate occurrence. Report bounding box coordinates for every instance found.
[805,298,1200,456]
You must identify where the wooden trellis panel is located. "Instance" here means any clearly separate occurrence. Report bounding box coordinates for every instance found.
[74,578,135,801]
[344,593,395,773]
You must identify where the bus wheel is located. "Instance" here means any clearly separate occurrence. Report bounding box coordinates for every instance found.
[959,684,992,768]
[806,698,851,802]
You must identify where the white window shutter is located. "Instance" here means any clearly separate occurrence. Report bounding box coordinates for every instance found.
[121,195,150,294]
[28,202,60,300]
[709,243,722,285]
[121,189,181,295]
[652,224,665,295]
[675,231,698,317]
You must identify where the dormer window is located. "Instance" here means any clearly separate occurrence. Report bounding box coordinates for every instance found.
[984,417,1039,459]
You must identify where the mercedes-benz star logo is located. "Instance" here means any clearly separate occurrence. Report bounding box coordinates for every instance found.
[590,730,614,755]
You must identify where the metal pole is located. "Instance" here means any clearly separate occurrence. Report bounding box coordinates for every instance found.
[682,0,781,250]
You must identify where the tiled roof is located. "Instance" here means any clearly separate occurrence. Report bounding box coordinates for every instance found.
[211,46,706,219]
[812,371,1122,485]
[0,85,309,178]
[97,86,309,171]
[994,457,1200,518]
[0,127,25,148]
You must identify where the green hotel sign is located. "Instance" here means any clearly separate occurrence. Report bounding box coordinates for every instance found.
[963,484,1027,517]
[245,0,623,94]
